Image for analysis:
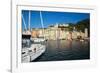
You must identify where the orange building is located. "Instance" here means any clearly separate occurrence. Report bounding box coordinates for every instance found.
[31,30,39,38]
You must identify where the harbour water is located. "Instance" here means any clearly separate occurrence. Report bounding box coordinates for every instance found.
[32,39,90,62]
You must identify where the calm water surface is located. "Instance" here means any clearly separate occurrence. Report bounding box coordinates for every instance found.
[32,39,90,62]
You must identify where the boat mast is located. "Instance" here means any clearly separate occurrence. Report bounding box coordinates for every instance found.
[22,14,27,32]
[28,11,31,31]
[40,11,45,38]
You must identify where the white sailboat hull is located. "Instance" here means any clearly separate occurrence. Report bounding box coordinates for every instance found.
[22,44,46,63]
[31,38,46,42]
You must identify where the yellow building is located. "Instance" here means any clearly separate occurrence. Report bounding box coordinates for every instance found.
[31,24,88,40]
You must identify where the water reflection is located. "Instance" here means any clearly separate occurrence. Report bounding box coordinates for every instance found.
[33,39,90,62]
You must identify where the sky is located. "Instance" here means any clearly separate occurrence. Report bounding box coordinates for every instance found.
[22,10,90,30]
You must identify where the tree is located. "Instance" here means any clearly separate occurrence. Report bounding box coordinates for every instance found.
[67,19,90,36]
[75,19,90,36]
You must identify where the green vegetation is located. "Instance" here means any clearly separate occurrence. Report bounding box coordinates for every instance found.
[67,18,90,36]
[67,23,75,31]
[76,19,90,32]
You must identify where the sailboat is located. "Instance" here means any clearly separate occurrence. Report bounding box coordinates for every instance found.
[22,11,46,63]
